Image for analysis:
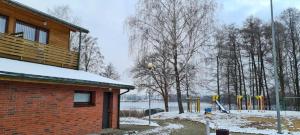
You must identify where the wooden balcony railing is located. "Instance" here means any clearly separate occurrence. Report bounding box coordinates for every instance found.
[0,33,78,69]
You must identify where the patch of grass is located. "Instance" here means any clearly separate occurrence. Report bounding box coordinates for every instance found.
[243,117,277,130]
[243,116,300,132]
[288,119,300,131]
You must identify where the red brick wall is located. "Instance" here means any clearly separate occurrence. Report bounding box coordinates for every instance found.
[0,81,120,135]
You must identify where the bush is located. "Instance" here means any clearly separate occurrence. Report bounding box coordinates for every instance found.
[120,110,145,118]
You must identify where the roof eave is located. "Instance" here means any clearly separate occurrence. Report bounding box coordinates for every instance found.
[0,71,135,90]
[5,0,89,33]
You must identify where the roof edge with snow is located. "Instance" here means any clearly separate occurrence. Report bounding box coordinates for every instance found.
[0,58,134,90]
[0,71,135,90]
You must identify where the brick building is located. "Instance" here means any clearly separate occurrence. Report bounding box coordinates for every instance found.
[0,1,134,135]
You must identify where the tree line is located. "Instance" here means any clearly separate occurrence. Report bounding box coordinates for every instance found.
[127,0,300,113]
[215,8,300,110]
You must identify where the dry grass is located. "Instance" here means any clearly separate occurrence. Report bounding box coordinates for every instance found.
[289,119,300,131]
[242,116,300,132]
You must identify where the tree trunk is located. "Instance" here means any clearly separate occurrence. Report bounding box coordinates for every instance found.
[289,15,300,110]
[173,50,184,114]
[239,49,247,110]
[262,62,271,110]
[277,33,285,98]
[217,56,220,96]
[186,72,190,112]
[163,94,169,112]
[227,62,231,110]
[251,55,256,109]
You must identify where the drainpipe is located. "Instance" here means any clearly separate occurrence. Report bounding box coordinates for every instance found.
[77,31,82,70]
[118,89,131,128]
[120,89,130,95]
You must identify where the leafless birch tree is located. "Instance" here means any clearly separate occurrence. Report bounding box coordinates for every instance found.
[127,0,216,113]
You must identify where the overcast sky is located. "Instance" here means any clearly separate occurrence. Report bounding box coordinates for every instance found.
[15,0,300,84]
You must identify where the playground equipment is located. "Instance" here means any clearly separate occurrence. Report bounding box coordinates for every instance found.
[212,95,219,102]
[255,96,264,112]
[211,95,219,111]
[204,107,212,115]
[236,95,243,112]
[246,95,252,112]
[187,97,201,113]
[212,95,229,113]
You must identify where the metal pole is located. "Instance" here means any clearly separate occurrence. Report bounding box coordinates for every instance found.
[77,31,82,70]
[270,0,282,133]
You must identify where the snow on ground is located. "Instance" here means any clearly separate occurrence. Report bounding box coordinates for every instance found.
[120,117,183,135]
[138,123,184,135]
[151,110,300,135]
[120,117,159,127]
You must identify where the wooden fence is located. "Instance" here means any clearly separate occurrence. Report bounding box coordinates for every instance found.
[0,33,78,69]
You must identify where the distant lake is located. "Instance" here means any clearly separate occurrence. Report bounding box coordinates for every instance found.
[120,101,212,112]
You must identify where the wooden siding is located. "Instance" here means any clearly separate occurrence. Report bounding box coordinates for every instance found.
[0,2,71,49]
[0,33,78,69]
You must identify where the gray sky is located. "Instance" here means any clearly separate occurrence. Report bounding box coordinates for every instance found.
[15,0,300,84]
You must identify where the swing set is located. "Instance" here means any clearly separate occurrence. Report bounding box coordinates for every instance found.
[187,97,201,113]
[236,95,265,112]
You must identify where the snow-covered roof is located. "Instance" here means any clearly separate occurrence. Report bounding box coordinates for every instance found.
[0,58,134,89]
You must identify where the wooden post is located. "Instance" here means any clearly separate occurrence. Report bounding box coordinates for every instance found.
[77,31,82,70]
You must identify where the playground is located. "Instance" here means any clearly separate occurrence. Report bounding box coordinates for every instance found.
[150,110,300,134]
[119,94,300,134]
[152,95,300,134]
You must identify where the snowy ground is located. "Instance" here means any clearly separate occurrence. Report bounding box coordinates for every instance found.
[120,102,300,134]
[120,117,184,135]
[139,123,184,135]
[120,117,159,127]
[151,110,300,135]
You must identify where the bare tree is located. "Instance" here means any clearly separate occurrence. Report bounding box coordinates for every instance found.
[127,0,216,113]
[79,34,104,73]
[101,63,120,80]
[131,51,174,112]
[280,8,300,99]
[48,5,104,74]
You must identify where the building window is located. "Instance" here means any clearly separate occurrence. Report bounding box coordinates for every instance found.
[15,21,49,44]
[0,15,7,33]
[74,91,95,107]
[38,29,48,44]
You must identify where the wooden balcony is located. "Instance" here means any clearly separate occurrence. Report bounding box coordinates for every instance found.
[0,33,78,69]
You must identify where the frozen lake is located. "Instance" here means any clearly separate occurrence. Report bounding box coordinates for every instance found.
[120,101,212,112]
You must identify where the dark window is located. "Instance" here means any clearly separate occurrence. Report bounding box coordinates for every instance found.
[15,21,49,44]
[0,15,7,33]
[73,91,95,107]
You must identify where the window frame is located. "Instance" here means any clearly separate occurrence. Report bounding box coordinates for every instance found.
[73,90,96,107]
[0,14,8,33]
[15,20,49,44]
